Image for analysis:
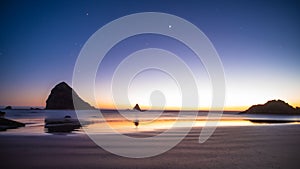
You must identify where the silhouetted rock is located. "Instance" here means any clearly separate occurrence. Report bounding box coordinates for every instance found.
[241,100,299,115]
[30,107,41,110]
[249,119,299,124]
[0,111,5,118]
[133,104,142,111]
[45,82,94,110]
[44,115,81,133]
[0,117,25,131]
[4,106,12,110]
[133,104,141,127]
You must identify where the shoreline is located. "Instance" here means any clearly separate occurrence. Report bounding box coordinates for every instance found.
[1,119,300,136]
[1,116,300,134]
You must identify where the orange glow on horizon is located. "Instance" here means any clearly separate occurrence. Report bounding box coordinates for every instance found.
[95,103,299,111]
[2,95,298,111]
[3,101,299,111]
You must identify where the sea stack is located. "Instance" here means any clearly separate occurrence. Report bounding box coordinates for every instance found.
[45,82,94,110]
[241,99,299,114]
[133,104,141,127]
[133,104,142,111]
[4,106,12,110]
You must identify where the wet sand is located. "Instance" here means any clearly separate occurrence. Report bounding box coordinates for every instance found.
[1,125,300,169]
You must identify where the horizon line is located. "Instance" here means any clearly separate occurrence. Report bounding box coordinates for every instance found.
[0,105,244,112]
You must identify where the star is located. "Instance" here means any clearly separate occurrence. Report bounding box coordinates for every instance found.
[168,25,172,29]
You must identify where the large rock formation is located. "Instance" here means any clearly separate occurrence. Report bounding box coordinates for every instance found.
[45,82,94,110]
[241,100,299,115]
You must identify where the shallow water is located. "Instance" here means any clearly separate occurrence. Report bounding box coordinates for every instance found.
[1,109,300,135]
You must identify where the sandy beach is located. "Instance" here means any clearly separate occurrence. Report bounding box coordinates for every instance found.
[1,124,300,169]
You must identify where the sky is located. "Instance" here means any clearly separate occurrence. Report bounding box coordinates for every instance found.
[0,0,299,110]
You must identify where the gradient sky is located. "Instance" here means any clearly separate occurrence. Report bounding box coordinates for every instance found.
[0,0,299,110]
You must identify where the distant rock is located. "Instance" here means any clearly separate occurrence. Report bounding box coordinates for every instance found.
[241,100,299,115]
[0,111,5,118]
[4,106,12,110]
[30,107,41,110]
[133,104,142,111]
[133,104,141,127]
[45,82,95,110]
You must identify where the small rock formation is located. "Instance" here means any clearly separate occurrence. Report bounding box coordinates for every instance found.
[0,117,25,131]
[44,115,81,133]
[241,100,299,114]
[133,104,141,127]
[0,111,5,118]
[45,82,94,110]
[30,107,41,110]
[134,119,139,127]
[4,106,12,110]
[133,104,142,111]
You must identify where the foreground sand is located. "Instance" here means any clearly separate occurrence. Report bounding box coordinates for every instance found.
[1,125,300,169]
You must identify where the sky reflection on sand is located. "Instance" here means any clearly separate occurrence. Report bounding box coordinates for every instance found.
[83,118,300,134]
[1,110,300,135]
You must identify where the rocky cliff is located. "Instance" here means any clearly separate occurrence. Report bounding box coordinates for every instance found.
[45,82,94,110]
[241,100,299,114]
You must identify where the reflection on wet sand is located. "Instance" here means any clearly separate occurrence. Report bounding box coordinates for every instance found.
[83,118,300,134]
[1,110,300,135]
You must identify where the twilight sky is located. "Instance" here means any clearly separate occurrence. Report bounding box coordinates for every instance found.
[0,0,299,110]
